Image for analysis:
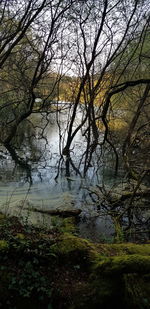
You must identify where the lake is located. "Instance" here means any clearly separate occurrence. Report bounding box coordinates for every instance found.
[0,107,127,241]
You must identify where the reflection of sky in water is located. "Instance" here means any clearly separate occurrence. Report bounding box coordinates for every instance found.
[0,110,124,240]
[0,167,97,207]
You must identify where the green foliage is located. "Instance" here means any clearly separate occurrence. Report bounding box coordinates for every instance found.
[1,214,150,308]
[8,260,52,299]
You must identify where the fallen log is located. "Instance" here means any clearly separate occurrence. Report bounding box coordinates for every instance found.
[25,207,82,218]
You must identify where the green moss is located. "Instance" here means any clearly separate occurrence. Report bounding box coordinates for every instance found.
[96,243,150,256]
[95,254,150,276]
[113,217,125,243]
[0,214,150,309]
[112,243,150,256]
[0,239,9,250]
[51,234,98,266]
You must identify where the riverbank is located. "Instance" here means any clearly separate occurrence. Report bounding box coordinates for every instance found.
[0,213,150,309]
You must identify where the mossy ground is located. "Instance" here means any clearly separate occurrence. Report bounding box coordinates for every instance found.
[0,213,150,309]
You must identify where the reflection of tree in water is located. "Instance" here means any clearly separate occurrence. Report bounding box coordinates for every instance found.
[0,113,52,185]
[86,180,150,242]
[1,107,150,242]
[0,0,150,242]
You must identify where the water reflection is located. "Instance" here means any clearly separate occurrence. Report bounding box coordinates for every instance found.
[0,157,123,241]
[0,110,148,242]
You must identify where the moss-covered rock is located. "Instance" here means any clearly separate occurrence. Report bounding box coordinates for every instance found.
[96,242,150,256]
[94,254,150,275]
[51,233,98,267]
[0,214,150,309]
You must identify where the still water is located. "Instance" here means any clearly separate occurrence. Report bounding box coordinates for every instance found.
[0,109,123,241]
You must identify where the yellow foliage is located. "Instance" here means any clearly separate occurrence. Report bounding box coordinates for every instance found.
[109,118,128,131]
[96,118,128,132]
[96,120,105,131]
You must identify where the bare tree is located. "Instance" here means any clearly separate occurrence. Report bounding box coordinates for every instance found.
[0,0,74,169]
[61,0,150,177]
[0,0,149,179]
